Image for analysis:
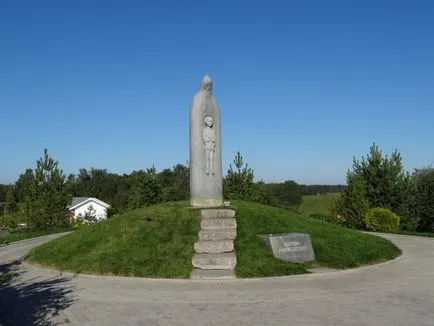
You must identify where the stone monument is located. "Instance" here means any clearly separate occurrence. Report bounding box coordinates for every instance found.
[257,233,315,263]
[189,75,223,207]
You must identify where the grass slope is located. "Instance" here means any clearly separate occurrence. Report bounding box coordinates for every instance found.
[26,202,200,278]
[299,193,340,216]
[26,200,401,279]
[232,201,401,277]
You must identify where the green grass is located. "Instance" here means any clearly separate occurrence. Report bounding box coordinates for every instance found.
[0,226,73,245]
[299,193,341,216]
[25,201,201,278]
[232,200,401,278]
[25,200,401,279]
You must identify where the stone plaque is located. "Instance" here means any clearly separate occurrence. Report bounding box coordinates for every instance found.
[257,233,315,263]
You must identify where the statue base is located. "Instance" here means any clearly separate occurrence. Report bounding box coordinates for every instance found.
[190,197,223,208]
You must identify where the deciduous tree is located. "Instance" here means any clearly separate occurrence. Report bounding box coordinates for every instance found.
[4,188,19,216]
[128,166,162,209]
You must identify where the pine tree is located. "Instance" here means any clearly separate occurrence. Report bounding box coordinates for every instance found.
[29,149,68,229]
[224,152,255,200]
[332,173,369,229]
[332,143,410,229]
[352,143,410,215]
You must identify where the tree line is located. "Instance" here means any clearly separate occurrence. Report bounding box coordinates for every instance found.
[1,149,343,230]
[330,143,434,233]
[3,143,432,234]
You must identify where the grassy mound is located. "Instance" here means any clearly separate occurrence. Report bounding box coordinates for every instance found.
[26,200,401,279]
[26,202,200,278]
[232,201,401,277]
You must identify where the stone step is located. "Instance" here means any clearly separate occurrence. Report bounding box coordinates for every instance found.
[194,240,234,253]
[201,209,236,219]
[201,218,237,230]
[190,269,236,280]
[192,253,237,270]
[199,229,236,241]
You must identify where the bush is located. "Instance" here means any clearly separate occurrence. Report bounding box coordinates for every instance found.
[6,219,17,230]
[106,207,120,218]
[266,180,303,209]
[364,207,400,232]
[247,181,279,207]
[73,220,88,229]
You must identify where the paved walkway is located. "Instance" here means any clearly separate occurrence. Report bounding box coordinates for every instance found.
[1,232,433,325]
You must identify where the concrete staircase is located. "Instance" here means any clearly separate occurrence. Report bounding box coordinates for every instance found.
[190,209,237,280]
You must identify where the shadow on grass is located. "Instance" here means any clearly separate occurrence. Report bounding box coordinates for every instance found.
[0,259,77,325]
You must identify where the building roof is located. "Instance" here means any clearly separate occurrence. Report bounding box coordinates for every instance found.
[68,197,110,210]
[69,197,91,208]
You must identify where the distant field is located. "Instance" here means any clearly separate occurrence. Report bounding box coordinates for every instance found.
[299,193,341,216]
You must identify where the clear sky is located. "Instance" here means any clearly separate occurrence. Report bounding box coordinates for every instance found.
[1,0,433,185]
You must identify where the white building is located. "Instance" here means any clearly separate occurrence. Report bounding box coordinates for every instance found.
[67,197,110,222]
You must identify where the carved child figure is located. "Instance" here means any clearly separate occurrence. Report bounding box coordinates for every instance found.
[202,115,216,175]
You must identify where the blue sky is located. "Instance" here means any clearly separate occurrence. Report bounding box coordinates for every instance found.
[1,0,433,185]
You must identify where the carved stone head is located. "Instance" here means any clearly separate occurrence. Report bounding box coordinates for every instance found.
[204,115,214,127]
[201,75,213,95]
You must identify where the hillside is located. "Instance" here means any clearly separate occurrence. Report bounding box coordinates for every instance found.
[26,200,401,278]
[233,200,401,277]
[26,202,201,278]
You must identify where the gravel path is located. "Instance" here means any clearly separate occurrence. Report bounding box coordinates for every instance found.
[1,232,433,325]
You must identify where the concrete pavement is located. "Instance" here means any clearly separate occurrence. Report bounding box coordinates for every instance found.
[1,232,433,325]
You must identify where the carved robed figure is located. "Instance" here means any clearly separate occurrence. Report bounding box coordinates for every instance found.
[189,75,223,207]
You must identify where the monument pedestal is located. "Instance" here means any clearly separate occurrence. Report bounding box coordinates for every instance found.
[191,209,237,280]
[190,197,223,208]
